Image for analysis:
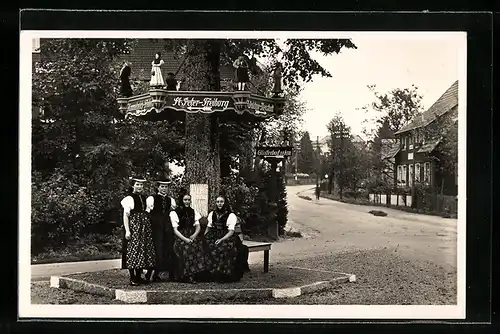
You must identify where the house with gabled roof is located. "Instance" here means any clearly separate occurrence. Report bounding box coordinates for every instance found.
[392,80,458,195]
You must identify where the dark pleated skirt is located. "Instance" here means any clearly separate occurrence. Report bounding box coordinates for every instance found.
[172,226,209,280]
[121,212,156,269]
[150,213,175,272]
[204,228,249,282]
[236,67,249,83]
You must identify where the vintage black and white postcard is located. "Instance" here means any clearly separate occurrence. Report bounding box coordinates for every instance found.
[19,15,469,321]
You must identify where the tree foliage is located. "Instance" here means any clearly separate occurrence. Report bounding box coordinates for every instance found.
[360,84,424,139]
[359,85,424,189]
[326,113,370,193]
[31,39,184,252]
[32,37,357,249]
[297,131,316,174]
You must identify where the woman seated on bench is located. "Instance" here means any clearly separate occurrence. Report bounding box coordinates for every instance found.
[204,195,249,282]
[169,193,207,283]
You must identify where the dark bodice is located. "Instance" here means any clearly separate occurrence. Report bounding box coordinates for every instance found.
[130,193,147,214]
[212,211,230,231]
[175,207,196,230]
[151,195,173,215]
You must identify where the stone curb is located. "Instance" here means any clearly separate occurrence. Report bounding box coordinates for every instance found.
[50,270,354,303]
[52,276,116,299]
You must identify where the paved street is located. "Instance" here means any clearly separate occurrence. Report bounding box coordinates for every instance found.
[31,184,457,280]
[275,185,457,270]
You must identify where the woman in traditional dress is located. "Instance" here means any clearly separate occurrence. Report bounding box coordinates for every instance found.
[145,179,177,282]
[121,176,156,286]
[232,55,249,91]
[150,52,165,87]
[169,193,206,283]
[204,195,249,282]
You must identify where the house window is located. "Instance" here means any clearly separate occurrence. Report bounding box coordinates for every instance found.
[32,38,40,53]
[409,135,414,149]
[400,137,404,149]
[415,163,421,182]
[424,162,431,185]
[409,164,414,187]
[402,165,407,186]
[397,165,402,184]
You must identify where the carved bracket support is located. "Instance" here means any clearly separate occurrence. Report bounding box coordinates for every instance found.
[232,92,250,114]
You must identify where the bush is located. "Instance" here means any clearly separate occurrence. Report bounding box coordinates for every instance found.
[31,171,100,254]
[219,170,289,238]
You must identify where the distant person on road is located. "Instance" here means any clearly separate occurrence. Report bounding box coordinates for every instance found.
[121,176,156,286]
[315,184,321,200]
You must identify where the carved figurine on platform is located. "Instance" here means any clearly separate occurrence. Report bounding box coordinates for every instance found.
[165,72,179,91]
[233,55,249,91]
[272,62,283,97]
[150,52,165,88]
[120,61,133,97]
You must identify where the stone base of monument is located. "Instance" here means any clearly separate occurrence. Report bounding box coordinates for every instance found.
[50,265,354,304]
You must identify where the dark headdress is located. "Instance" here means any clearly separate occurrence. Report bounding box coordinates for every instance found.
[153,52,162,64]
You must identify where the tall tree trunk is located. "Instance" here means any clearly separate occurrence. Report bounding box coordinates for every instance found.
[239,126,257,181]
[184,40,222,209]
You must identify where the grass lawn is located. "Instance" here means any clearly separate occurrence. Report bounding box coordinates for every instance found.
[32,248,457,305]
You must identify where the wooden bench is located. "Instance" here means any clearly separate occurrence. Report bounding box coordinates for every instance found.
[242,240,272,273]
[235,221,272,273]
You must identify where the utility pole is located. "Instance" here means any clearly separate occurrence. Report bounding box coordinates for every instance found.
[339,123,344,200]
[316,135,320,187]
[294,140,299,180]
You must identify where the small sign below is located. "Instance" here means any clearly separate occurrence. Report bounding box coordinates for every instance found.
[256,146,293,158]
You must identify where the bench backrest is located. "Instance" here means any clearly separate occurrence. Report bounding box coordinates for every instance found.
[234,216,244,241]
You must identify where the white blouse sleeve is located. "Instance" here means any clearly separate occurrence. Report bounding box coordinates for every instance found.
[226,213,237,231]
[121,196,134,216]
[193,210,201,226]
[169,211,179,228]
[207,212,213,227]
[170,198,177,210]
[146,196,154,213]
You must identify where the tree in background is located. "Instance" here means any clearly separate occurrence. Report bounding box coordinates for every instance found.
[359,85,424,191]
[297,131,316,175]
[161,38,356,206]
[31,39,185,253]
[32,38,358,250]
[326,113,370,197]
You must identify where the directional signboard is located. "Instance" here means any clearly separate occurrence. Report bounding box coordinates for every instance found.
[256,146,293,158]
[119,90,284,122]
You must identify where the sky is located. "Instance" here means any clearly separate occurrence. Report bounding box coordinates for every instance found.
[297,34,465,139]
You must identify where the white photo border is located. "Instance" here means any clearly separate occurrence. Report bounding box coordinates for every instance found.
[19,30,467,320]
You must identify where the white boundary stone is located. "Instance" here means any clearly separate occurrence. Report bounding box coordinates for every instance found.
[349,274,356,282]
[49,276,60,288]
[272,287,301,298]
[115,289,147,303]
